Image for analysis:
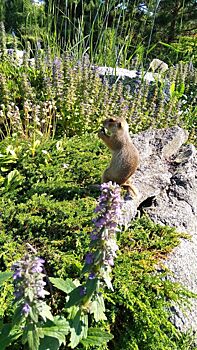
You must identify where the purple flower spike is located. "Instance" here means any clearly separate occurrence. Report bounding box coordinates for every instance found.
[22,303,31,315]
[85,182,123,289]
[85,253,94,265]
[11,251,49,318]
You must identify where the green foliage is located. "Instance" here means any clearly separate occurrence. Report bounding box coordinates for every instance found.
[44,0,197,66]
[0,43,196,142]
[104,217,195,349]
[0,135,107,277]
[0,1,196,348]
[160,35,197,66]
[0,272,12,286]
[0,134,196,349]
[2,0,45,45]
[0,315,70,350]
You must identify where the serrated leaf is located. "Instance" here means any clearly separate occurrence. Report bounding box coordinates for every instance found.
[0,272,12,285]
[50,277,77,294]
[29,304,39,323]
[40,316,69,344]
[69,310,88,349]
[39,303,54,322]
[26,327,42,350]
[89,294,107,322]
[81,327,113,347]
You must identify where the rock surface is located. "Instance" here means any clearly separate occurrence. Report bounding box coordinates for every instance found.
[123,126,197,338]
[93,66,157,83]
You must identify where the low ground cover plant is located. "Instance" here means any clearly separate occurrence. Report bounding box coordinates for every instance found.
[0,134,196,349]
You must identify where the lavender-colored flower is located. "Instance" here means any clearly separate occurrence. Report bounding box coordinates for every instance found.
[85,253,94,264]
[93,182,123,232]
[14,290,23,299]
[90,232,98,240]
[22,303,31,315]
[31,258,45,273]
[11,250,49,317]
[13,269,22,280]
[52,57,64,97]
[105,258,114,266]
[85,182,123,289]
[88,273,96,280]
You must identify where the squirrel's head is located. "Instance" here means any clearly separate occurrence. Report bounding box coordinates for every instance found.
[102,117,129,136]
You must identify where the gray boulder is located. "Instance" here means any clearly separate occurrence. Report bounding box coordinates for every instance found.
[123,126,197,338]
[93,66,156,83]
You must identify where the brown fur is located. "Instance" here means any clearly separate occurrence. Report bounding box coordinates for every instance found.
[98,117,139,197]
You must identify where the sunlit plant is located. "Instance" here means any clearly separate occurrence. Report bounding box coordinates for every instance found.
[0,183,122,349]
[50,182,123,348]
[0,244,69,350]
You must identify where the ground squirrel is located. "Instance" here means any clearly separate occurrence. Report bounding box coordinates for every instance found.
[98,117,140,197]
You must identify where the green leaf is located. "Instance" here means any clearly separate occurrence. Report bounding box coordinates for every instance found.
[0,272,12,286]
[65,286,84,308]
[177,82,185,97]
[39,336,60,350]
[23,325,44,350]
[6,169,20,186]
[69,310,88,349]
[81,327,113,347]
[40,316,69,345]
[27,329,41,350]
[81,278,99,309]
[0,323,22,349]
[12,304,25,326]
[50,277,77,294]
[85,278,98,299]
[29,304,39,323]
[81,263,92,275]
[89,294,107,322]
[39,303,54,322]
